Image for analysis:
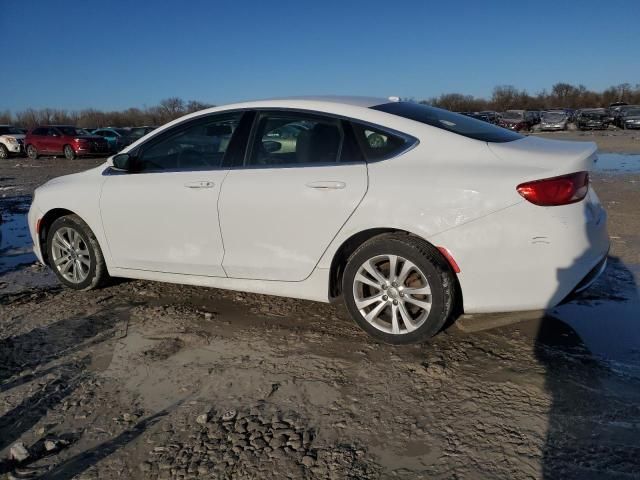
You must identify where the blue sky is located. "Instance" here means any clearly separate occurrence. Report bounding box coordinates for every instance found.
[1,0,638,111]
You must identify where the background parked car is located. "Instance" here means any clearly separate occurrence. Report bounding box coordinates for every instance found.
[619,107,640,130]
[498,110,538,131]
[92,127,134,153]
[576,109,610,130]
[479,111,500,124]
[24,125,109,160]
[127,126,157,142]
[611,105,638,127]
[0,125,25,159]
[539,110,569,131]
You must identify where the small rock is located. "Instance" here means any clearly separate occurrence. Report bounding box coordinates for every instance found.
[196,413,209,425]
[122,413,136,422]
[44,439,59,451]
[221,409,237,422]
[9,442,30,462]
[139,462,152,472]
[301,455,315,467]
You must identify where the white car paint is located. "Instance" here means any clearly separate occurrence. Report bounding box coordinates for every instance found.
[28,96,609,313]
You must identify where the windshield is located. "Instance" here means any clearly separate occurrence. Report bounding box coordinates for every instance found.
[625,109,640,116]
[0,126,23,135]
[542,112,567,121]
[372,102,523,143]
[502,111,524,120]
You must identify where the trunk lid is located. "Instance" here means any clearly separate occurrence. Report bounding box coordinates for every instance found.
[488,136,597,178]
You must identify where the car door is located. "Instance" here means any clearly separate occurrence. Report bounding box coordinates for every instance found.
[218,110,368,281]
[48,127,65,154]
[99,111,244,276]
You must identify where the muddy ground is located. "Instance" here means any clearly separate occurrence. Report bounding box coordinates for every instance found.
[0,133,639,479]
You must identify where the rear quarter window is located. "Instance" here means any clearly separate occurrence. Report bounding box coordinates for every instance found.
[350,121,416,161]
[372,102,523,143]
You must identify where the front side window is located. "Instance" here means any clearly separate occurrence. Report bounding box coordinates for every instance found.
[247,113,343,167]
[372,102,523,143]
[135,113,242,173]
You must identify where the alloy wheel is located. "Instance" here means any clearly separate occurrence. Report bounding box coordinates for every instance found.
[352,254,432,335]
[51,227,91,284]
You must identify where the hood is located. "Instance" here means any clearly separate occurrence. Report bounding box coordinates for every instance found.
[541,116,567,123]
[0,133,26,140]
[488,136,597,179]
[500,118,524,124]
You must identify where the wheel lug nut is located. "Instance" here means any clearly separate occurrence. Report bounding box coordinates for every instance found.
[393,300,398,305]
[392,282,397,287]
[382,295,388,301]
[382,285,387,290]
[399,292,404,297]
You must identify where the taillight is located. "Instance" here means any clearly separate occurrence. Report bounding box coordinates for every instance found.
[516,171,589,206]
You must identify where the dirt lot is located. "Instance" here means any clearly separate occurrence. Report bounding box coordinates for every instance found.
[1,133,639,479]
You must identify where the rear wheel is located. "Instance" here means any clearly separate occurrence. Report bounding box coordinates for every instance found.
[27,144,38,159]
[64,145,76,160]
[343,233,456,344]
[0,145,8,159]
[47,214,109,290]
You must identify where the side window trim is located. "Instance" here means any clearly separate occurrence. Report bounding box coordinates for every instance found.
[131,111,245,174]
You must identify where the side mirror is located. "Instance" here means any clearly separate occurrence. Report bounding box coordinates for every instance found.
[111,153,132,172]
[262,140,282,153]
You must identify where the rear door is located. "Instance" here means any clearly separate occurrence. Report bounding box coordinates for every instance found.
[218,110,368,281]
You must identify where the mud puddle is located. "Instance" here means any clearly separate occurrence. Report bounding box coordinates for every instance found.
[0,207,35,275]
[594,153,640,174]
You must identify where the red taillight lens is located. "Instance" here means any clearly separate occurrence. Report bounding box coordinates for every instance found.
[516,171,589,206]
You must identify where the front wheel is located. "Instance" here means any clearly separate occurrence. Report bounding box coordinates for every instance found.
[47,214,109,290]
[0,145,8,159]
[343,233,456,344]
[63,145,76,160]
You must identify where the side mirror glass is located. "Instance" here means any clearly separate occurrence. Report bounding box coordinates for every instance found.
[112,153,131,172]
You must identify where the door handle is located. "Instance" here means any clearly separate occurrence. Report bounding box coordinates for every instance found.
[184,181,215,189]
[305,181,346,190]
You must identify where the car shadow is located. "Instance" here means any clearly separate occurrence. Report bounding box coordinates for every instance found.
[536,243,640,479]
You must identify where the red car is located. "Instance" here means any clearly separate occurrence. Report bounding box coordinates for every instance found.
[25,125,109,160]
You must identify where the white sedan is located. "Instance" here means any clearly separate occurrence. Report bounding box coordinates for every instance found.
[28,97,609,344]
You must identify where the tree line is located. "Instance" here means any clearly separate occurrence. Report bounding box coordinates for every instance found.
[1,83,639,128]
[0,98,213,129]
[421,83,640,112]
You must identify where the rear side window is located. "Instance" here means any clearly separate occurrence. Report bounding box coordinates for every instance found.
[32,127,47,135]
[247,113,345,167]
[350,122,412,161]
[372,102,523,143]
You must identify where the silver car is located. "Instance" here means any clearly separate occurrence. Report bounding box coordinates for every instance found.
[540,111,569,131]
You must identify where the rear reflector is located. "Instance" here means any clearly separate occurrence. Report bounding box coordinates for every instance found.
[516,171,589,206]
[437,246,461,273]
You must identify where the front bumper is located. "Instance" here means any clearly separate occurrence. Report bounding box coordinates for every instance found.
[76,143,110,155]
[28,201,45,264]
[5,141,23,153]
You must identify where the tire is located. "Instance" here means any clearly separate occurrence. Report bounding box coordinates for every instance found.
[0,144,8,159]
[342,233,456,344]
[63,144,76,160]
[26,144,38,159]
[46,214,109,290]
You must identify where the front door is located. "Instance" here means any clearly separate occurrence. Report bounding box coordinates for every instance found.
[100,112,243,276]
[219,111,368,281]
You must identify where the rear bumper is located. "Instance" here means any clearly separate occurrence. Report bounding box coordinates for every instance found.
[430,189,609,313]
[559,255,608,304]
